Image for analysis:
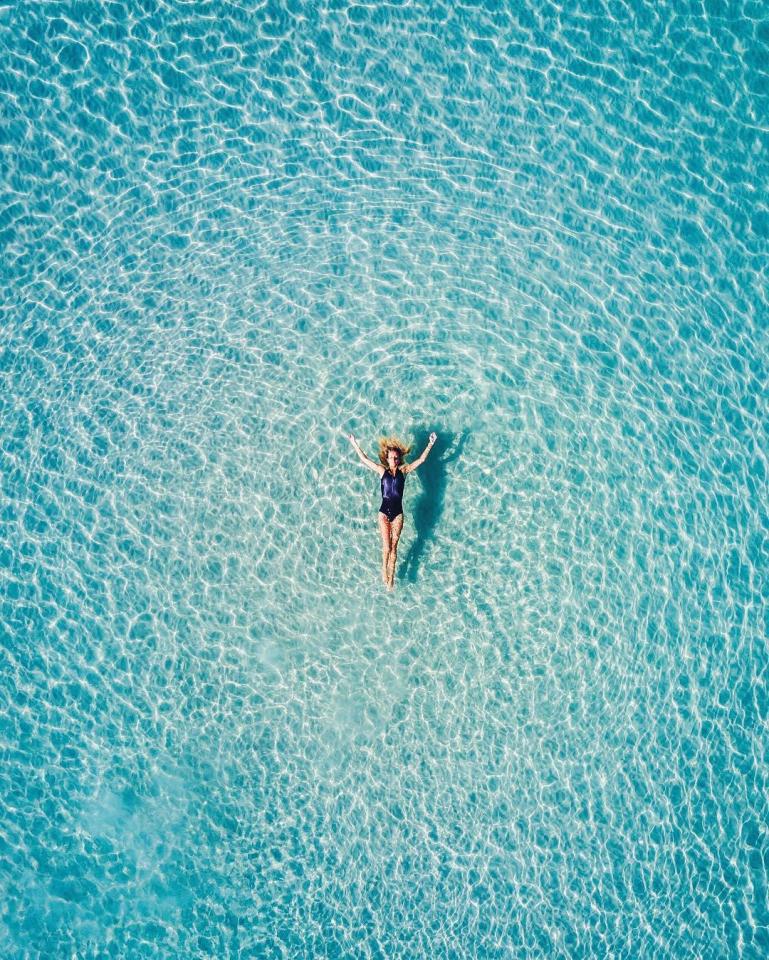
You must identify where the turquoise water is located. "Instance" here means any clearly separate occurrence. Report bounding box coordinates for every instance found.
[2,0,768,956]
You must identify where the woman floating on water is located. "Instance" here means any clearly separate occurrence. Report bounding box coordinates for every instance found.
[348,431,437,590]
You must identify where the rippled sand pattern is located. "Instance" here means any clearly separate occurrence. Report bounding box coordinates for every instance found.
[2,1,769,957]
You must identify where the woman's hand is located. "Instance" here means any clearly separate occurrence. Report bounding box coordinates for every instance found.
[429,431,437,445]
[348,433,357,445]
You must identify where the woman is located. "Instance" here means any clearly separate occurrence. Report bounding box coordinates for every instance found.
[348,431,437,590]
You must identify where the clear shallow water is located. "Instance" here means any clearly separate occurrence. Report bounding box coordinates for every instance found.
[2,0,768,956]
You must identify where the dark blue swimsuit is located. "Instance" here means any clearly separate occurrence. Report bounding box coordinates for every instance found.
[379,468,405,522]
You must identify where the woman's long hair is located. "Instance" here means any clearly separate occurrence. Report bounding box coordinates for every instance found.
[378,436,412,467]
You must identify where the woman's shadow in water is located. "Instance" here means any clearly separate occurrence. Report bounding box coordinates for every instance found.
[401,428,468,584]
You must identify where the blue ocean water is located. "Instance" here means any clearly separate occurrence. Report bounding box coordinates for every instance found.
[2,0,768,956]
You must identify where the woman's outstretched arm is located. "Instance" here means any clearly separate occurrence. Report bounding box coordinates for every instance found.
[402,432,437,473]
[348,433,383,473]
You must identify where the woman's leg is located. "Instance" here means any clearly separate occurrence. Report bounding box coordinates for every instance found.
[386,514,404,589]
[378,513,392,585]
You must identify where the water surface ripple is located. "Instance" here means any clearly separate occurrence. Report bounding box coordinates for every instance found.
[2,1,768,958]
